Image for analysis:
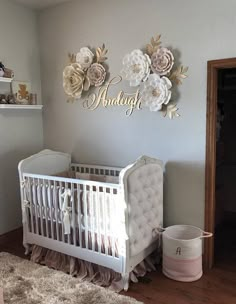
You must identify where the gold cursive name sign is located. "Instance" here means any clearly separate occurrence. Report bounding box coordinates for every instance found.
[83,76,142,116]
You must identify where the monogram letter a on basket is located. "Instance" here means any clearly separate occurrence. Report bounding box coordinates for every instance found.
[63,35,188,119]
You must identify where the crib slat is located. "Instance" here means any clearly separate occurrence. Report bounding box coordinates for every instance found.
[71,183,76,246]
[48,180,54,240]
[22,178,30,233]
[65,182,71,245]
[90,186,95,252]
[96,185,101,254]
[42,180,49,238]
[27,178,34,234]
[83,184,88,249]
[77,184,82,247]
[54,181,60,241]
[103,187,108,256]
[111,189,116,257]
[32,179,39,235]
[38,179,44,237]
[59,181,65,243]
[116,189,122,258]
[107,189,112,257]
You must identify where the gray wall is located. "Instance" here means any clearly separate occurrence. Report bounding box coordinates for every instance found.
[0,0,43,234]
[39,0,236,228]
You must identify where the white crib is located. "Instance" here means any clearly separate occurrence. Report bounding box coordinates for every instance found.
[18,150,163,290]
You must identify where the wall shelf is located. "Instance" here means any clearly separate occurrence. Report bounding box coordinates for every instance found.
[0,77,13,83]
[0,104,43,110]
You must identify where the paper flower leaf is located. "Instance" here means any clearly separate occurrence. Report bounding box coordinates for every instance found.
[162,103,180,119]
[170,65,188,85]
[146,34,161,56]
[96,44,108,63]
[68,52,76,64]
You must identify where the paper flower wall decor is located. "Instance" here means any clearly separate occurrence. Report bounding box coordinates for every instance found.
[121,34,188,119]
[63,44,108,102]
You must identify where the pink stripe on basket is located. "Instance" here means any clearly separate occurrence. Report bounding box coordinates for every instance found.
[163,254,203,282]
[0,288,4,304]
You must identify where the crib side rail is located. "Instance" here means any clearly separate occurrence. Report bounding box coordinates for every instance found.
[71,163,122,177]
[23,173,120,186]
[21,173,126,271]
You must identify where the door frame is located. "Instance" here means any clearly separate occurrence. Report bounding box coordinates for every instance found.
[205,57,236,269]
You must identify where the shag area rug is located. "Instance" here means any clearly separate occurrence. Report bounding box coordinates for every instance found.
[0,252,143,304]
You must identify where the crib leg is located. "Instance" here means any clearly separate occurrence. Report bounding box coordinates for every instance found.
[122,273,130,291]
[23,243,30,256]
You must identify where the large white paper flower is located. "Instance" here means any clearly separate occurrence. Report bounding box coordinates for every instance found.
[122,49,151,86]
[140,74,172,111]
[151,47,174,76]
[76,47,94,70]
[63,63,90,99]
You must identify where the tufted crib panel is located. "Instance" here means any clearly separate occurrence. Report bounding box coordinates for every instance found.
[121,157,163,257]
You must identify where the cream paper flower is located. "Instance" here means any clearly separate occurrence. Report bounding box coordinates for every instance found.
[151,47,174,76]
[63,63,90,99]
[76,47,94,70]
[140,74,172,111]
[87,63,106,87]
[122,49,151,86]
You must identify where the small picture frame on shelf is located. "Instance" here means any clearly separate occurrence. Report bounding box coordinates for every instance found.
[12,81,31,104]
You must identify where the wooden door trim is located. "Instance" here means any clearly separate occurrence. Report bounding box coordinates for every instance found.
[205,57,236,269]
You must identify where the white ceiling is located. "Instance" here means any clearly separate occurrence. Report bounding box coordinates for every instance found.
[13,0,72,10]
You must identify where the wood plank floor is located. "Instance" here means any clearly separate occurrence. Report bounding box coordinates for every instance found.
[0,228,236,304]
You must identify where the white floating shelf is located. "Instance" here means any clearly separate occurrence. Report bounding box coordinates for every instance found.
[0,77,13,83]
[0,104,43,110]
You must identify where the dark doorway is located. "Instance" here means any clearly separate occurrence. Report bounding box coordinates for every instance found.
[205,58,236,269]
[215,68,236,267]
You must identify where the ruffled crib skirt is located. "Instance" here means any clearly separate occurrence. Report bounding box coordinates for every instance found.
[31,245,159,292]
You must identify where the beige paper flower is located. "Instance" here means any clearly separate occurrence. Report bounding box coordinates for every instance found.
[151,47,174,76]
[76,47,94,70]
[87,63,106,87]
[63,63,90,99]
